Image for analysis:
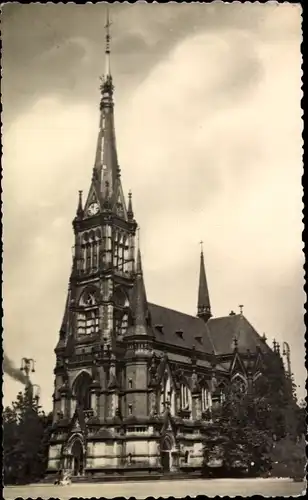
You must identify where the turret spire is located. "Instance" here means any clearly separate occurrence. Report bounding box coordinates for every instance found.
[127,190,134,219]
[197,242,212,322]
[127,232,151,336]
[76,190,83,219]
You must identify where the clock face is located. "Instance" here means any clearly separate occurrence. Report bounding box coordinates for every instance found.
[87,202,99,216]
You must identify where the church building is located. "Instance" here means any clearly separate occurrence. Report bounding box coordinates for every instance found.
[47,17,286,478]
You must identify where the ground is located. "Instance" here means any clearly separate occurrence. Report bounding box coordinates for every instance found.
[3,478,305,499]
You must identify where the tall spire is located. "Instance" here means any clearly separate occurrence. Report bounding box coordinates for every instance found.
[197,242,212,322]
[83,5,129,219]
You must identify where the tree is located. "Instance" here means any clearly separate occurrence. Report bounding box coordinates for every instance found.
[203,352,305,478]
[270,435,306,480]
[3,387,53,485]
[212,383,272,476]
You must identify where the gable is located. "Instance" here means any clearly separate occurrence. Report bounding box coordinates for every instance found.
[230,352,247,376]
[112,180,128,221]
[83,182,102,217]
[68,408,86,436]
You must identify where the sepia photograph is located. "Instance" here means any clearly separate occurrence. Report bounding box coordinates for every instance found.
[2,2,305,498]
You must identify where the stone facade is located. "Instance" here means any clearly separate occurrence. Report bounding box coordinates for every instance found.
[46,27,285,478]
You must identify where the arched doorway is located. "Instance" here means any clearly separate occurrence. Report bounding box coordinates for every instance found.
[71,439,84,476]
[160,436,172,472]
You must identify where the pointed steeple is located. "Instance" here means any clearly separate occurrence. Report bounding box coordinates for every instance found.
[84,6,127,218]
[197,242,212,322]
[127,231,151,336]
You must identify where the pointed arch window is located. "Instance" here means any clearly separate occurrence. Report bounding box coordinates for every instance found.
[160,373,175,415]
[77,289,99,336]
[212,381,227,406]
[232,374,247,395]
[180,384,191,410]
[201,386,210,411]
[113,231,130,273]
[73,372,92,410]
[81,230,102,274]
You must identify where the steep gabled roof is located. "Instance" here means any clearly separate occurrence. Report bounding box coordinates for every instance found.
[148,304,271,357]
[207,314,271,355]
[149,303,215,354]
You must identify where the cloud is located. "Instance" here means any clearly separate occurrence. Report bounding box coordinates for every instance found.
[2,3,304,409]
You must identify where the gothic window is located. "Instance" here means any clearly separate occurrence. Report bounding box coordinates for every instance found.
[201,386,210,411]
[77,289,99,336]
[232,374,247,396]
[73,372,92,410]
[81,230,102,274]
[160,373,175,414]
[86,244,91,270]
[113,288,129,337]
[180,384,191,410]
[113,232,130,273]
[92,241,98,268]
[212,381,227,406]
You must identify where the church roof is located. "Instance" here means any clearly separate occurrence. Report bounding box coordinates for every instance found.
[207,314,271,355]
[149,303,215,354]
[149,304,269,356]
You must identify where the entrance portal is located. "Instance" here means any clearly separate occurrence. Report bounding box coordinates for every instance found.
[71,439,84,476]
[160,436,172,472]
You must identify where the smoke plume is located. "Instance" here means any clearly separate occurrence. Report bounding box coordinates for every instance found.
[3,353,28,384]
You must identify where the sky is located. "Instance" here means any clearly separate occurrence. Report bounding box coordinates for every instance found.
[2,2,304,410]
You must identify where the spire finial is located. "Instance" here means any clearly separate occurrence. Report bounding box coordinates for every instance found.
[76,190,83,218]
[200,240,204,255]
[105,5,112,77]
[239,304,244,315]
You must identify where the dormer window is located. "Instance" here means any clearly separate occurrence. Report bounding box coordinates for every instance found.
[175,330,184,339]
[195,335,203,344]
[155,324,163,333]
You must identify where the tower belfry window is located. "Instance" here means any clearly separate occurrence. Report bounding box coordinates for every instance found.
[77,290,99,336]
[81,230,102,274]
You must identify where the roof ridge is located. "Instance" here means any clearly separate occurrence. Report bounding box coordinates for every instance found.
[209,313,241,322]
[148,302,203,320]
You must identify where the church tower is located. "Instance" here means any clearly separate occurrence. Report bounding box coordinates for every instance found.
[62,11,136,351]
[51,11,138,431]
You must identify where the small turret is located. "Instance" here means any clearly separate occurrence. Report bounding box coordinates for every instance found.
[127,190,134,220]
[76,190,83,219]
